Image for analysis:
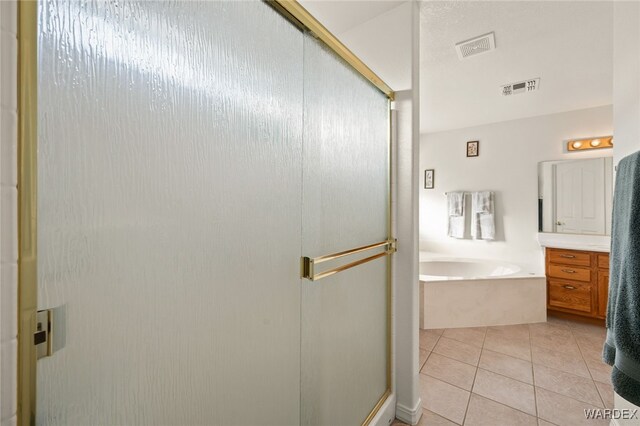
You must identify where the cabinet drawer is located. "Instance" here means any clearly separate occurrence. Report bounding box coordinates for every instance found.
[548,280,592,313]
[548,264,591,282]
[598,254,610,270]
[548,249,591,267]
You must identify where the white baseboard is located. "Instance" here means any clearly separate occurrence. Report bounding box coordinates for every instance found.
[370,393,397,426]
[613,392,640,426]
[395,398,423,425]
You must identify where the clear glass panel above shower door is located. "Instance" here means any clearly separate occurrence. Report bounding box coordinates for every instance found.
[301,35,391,425]
[36,1,303,424]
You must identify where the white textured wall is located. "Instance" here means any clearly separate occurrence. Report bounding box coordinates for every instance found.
[394,89,421,424]
[419,105,613,268]
[613,1,640,166]
[612,1,640,421]
[393,2,421,424]
[338,2,412,91]
[0,1,18,425]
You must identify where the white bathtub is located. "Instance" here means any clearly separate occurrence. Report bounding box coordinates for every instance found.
[419,255,546,329]
[419,259,522,281]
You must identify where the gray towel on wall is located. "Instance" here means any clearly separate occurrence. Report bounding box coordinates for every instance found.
[603,150,640,406]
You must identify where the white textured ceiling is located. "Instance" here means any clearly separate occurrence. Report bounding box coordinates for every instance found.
[421,1,613,133]
[298,1,614,134]
[299,0,412,90]
[300,0,406,34]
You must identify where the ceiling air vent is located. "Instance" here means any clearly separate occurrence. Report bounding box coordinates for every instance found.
[455,32,496,60]
[500,78,541,96]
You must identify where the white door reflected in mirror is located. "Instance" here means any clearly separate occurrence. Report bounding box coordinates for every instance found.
[538,157,613,236]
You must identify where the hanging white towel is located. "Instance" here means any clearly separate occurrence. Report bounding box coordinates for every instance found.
[447,192,466,238]
[472,191,492,214]
[471,191,495,240]
[448,192,464,216]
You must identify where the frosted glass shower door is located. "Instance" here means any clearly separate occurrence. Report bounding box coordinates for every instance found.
[300,35,391,425]
[36,1,303,424]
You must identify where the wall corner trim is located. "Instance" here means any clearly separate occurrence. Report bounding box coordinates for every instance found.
[395,398,422,425]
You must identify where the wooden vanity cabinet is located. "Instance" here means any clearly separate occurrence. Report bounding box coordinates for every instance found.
[545,248,609,320]
[597,269,609,317]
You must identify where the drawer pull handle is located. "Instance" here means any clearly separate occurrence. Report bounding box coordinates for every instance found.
[563,285,576,290]
[560,255,576,259]
[562,269,577,274]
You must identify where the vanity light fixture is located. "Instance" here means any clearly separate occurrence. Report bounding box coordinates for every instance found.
[567,136,613,152]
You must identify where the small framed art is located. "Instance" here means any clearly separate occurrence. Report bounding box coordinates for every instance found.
[424,169,434,189]
[467,140,479,157]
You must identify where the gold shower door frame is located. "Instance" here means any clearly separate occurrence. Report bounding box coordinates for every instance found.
[17,1,395,424]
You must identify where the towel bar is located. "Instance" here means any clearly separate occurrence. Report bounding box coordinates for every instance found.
[301,239,397,281]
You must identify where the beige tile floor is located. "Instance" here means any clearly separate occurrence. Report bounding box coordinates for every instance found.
[395,316,614,426]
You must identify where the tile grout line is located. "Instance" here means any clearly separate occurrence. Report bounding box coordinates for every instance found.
[420,364,536,395]
[459,387,472,425]
[429,345,480,368]
[471,326,538,420]
[537,408,562,426]
[535,322,610,424]
[460,327,489,425]
[535,386,606,419]
[437,327,540,424]
[531,358,599,381]
[533,381,605,409]
[420,323,610,425]
[418,331,442,374]
[484,326,534,363]
[532,324,610,410]
[419,330,442,352]
[469,392,540,423]
[529,340,594,378]
[528,324,539,419]
[569,326,609,409]
[476,366,534,387]
[428,333,538,386]
[481,346,531,363]
[437,326,601,383]
[423,328,477,425]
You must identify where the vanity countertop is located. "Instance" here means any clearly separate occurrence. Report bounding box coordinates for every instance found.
[537,233,610,253]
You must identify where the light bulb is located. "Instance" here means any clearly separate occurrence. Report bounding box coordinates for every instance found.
[572,141,583,149]
[590,139,601,147]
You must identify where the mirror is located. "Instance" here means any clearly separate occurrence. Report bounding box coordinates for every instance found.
[538,157,613,236]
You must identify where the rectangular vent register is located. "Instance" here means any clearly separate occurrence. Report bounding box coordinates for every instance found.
[501,78,540,96]
[455,32,496,60]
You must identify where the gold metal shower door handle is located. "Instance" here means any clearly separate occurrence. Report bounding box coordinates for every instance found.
[301,239,397,281]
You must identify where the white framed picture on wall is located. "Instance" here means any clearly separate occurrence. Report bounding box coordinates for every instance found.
[467,140,479,157]
[424,169,434,189]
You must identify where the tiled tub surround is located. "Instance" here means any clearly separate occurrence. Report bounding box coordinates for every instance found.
[420,254,546,329]
[404,318,613,425]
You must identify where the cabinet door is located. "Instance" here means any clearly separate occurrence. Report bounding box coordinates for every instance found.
[598,270,610,318]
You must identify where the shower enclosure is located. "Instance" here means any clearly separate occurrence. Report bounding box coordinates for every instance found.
[18,1,394,425]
